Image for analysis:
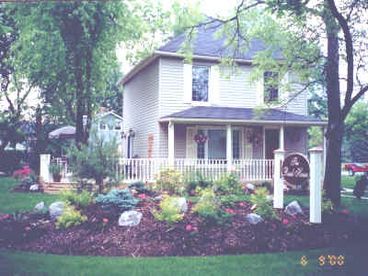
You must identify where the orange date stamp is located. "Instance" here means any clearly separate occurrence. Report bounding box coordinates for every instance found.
[300,255,345,267]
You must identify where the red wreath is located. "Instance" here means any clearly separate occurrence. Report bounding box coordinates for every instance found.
[194,134,208,144]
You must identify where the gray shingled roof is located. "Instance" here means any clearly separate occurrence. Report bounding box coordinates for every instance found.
[161,106,325,124]
[159,19,283,60]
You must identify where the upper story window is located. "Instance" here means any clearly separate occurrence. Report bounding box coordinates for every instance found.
[264,71,279,103]
[192,65,209,102]
[114,122,122,130]
[99,122,106,130]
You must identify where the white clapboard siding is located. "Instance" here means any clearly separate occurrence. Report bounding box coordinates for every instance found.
[209,65,220,104]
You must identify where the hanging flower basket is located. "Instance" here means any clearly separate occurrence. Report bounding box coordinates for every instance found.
[194,134,208,144]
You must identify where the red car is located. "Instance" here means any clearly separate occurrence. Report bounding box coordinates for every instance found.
[344,163,368,176]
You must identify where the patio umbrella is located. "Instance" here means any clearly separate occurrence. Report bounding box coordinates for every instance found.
[48,126,76,139]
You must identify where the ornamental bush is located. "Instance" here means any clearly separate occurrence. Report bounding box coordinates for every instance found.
[56,204,87,229]
[156,168,184,195]
[193,188,231,225]
[153,195,184,224]
[60,190,93,209]
[250,187,277,219]
[214,173,242,195]
[95,189,139,212]
[184,172,213,194]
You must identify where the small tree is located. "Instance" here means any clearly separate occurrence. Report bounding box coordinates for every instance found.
[67,132,120,193]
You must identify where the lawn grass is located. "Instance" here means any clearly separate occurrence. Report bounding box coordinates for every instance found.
[0,176,367,275]
[342,175,357,189]
[1,244,367,276]
[0,177,57,213]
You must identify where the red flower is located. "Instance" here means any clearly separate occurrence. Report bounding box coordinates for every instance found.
[282,218,289,225]
[239,202,246,207]
[102,218,109,224]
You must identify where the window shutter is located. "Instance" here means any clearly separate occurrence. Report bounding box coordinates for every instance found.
[209,65,220,104]
[183,63,192,103]
[186,126,197,158]
[243,128,253,159]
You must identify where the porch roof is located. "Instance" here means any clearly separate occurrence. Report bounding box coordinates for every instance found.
[160,106,327,126]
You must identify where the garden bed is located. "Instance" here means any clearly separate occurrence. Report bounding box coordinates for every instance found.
[0,198,360,257]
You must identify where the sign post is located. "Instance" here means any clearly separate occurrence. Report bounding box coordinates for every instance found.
[273,149,285,209]
[309,147,323,223]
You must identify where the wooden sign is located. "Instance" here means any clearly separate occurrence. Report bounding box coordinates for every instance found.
[282,153,310,189]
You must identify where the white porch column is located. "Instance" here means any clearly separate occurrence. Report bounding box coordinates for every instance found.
[226,124,233,172]
[168,121,175,166]
[273,149,285,209]
[40,154,51,183]
[279,125,285,151]
[309,147,323,223]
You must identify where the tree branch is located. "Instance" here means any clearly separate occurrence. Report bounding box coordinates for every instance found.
[342,85,368,119]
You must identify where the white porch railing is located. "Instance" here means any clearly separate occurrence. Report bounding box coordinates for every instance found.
[114,158,274,182]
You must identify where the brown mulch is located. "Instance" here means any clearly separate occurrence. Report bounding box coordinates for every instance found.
[0,198,361,257]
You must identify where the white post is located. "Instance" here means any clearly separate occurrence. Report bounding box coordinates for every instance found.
[309,147,323,223]
[279,125,285,151]
[226,124,233,172]
[273,149,285,209]
[168,121,175,166]
[322,127,327,178]
[40,154,51,183]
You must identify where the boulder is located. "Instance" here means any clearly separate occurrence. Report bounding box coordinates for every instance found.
[34,202,45,212]
[245,183,255,191]
[118,210,142,227]
[285,200,303,216]
[29,184,39,191]
[245,213,264,225]
[49,201,65,220]
[173,197,188,213]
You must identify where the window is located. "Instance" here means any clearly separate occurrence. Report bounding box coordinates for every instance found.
[99,122,106,130]
[197,130,206,159]
[114,122,122,130]
[264,71,279,103]
[192,65,209,102]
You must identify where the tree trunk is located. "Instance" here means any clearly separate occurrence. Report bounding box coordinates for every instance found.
[323,6,342,206]
[75,53,85,146]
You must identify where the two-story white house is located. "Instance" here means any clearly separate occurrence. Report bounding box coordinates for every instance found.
[119,20,326,182]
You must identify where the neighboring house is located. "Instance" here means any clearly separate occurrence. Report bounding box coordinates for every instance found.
[91,111,124,154]
[119,20,326,181]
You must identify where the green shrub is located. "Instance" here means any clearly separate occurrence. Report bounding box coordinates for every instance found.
[220,194,240,207]
[184,172,213,194]
[128,181,150,194]
[214,173,242,195]
[250,187,277,219]
[56,204,87,229]
[156,168,184,195]
[153,195,184,224]
[193,188,231,225]
[95,188,139,211]
[60,190,93,209]
[67,131,120,193]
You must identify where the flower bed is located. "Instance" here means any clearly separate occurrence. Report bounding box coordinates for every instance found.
[0,196,359,257]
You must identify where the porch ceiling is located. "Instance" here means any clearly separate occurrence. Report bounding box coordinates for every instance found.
[160,106,327,126]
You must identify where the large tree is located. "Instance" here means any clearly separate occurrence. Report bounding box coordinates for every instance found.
[197,0,367,205]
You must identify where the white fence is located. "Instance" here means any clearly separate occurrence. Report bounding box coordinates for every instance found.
[114,158,274,183]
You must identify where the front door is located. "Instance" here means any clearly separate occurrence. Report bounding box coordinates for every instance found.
[265,129,279,159]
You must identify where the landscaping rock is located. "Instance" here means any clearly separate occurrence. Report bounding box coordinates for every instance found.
[245,183,255,193]
[34,202,45,212]
[153,195,163,201]
[29,184,39,191]
[245,213,263,225]
[118,210,142,227]
[173,197,188,213]
[285,200,303,216]
[49,201,65,220]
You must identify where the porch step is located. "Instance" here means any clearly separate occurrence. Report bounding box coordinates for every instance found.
[41,182,77,194]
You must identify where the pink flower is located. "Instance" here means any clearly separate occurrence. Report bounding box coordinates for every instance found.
[341,209,350,215]
[137,194,147,200]
[282,218,289,225]
[102,218,109,224]
[239,202,246,207]
[24,226,31,232]
[185,224,193,232]
[225,208,235,214]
